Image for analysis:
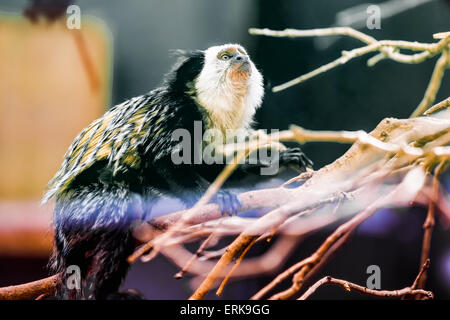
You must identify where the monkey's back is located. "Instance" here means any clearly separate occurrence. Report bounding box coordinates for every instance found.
[43,88,197,202]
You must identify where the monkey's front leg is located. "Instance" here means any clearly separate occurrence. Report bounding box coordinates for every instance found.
[246,130,313,174]
[278,147,313,171]
[235,147,313,177]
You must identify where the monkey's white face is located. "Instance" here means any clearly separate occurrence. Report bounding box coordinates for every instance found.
[195,44,264,133]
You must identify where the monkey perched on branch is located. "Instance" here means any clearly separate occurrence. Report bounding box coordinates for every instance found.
[43,44,312,299]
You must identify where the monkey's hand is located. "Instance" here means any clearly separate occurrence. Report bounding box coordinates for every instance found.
[279,147,313,172]
[211,190,242,216]
[229,147,313,178]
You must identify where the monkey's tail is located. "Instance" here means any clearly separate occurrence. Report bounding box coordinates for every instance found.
[49,186,144,300]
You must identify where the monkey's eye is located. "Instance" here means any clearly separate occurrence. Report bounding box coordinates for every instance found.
[219,53,231,61]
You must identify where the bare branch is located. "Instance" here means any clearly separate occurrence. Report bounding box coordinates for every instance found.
[298,276,433,300]
[249,26,450,115]
[411,47,450,117]
[301,259,433,300]
[0,274,60,300]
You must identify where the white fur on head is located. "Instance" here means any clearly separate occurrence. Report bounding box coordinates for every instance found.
[194,44,264,135]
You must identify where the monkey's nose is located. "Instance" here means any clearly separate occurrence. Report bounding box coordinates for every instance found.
[232,54,249,64]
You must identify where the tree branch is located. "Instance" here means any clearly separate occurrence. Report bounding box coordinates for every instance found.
[0,274,60,300]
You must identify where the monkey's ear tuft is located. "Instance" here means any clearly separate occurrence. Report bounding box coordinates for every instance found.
[165,49,205,94]
[168,49,203,58]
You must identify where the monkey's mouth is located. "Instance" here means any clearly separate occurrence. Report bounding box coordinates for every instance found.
[237,61,250,72]
[229,62,251,82]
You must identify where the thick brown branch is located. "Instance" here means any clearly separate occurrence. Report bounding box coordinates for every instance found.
[0,274,60,300]
[189,234,258,300]
[216,237,257,296]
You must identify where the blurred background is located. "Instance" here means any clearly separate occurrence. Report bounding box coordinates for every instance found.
[0,0,449,299]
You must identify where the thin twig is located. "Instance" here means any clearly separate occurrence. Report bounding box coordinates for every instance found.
[250,257,315,300]
[297,227,356,296]
[415,162,447,296]
[411,48,450,117]
[412,259,431,290]
[189,234,258,300]
[298,276,433,300]
[423,96,450,116]
[249,27,450,92]
[174,234,215,279]
[216,237,257,296]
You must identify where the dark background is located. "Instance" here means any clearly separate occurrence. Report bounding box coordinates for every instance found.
[0,0,449,299]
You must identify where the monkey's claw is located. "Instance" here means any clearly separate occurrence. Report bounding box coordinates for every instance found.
[279,148,313,171]
[212,190,242,216]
